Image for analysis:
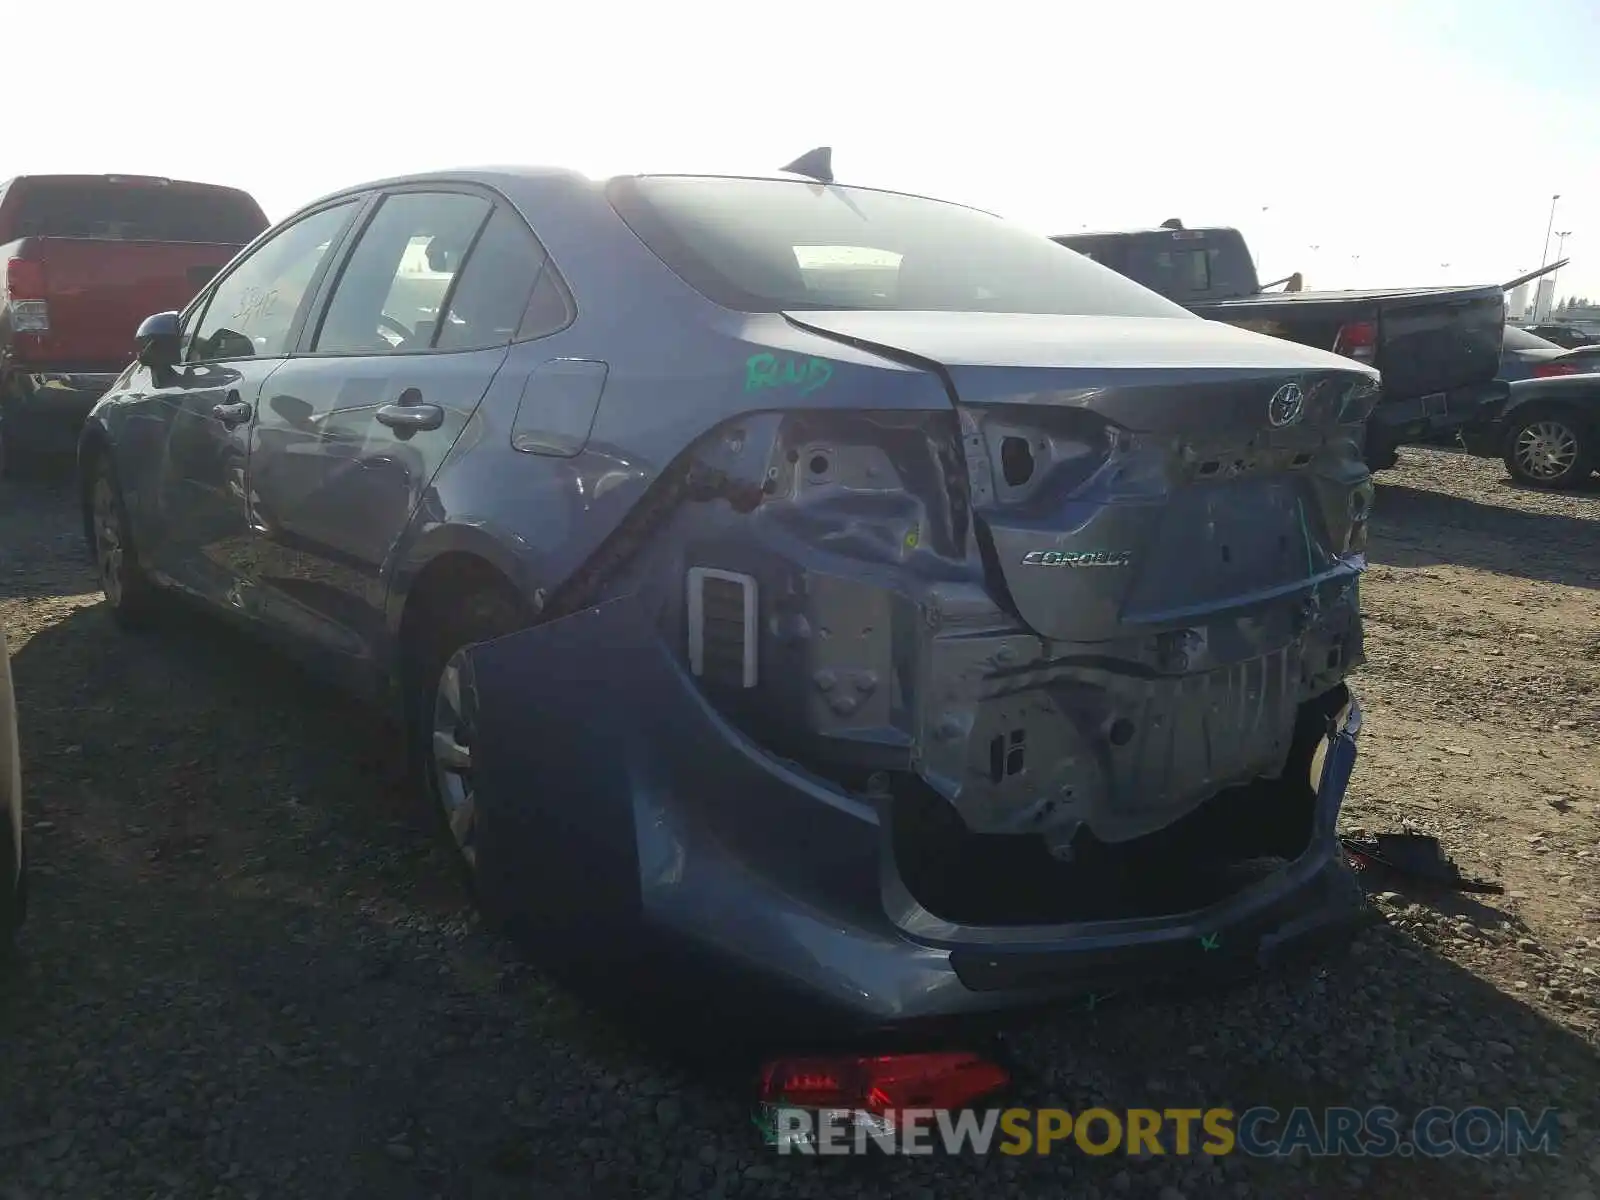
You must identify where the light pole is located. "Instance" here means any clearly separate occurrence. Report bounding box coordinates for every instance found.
[1550,231,1573,309]
[1540,193,1561,266]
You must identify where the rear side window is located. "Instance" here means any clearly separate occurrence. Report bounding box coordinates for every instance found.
[607,176,1190,318]
[436,205,564,350]
[6,180,266,243]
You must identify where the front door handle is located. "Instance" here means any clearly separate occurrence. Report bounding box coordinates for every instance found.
[376,402,444,433]
[211,399,253,427]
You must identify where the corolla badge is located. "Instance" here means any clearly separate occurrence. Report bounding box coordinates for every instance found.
[1022,549,1133,567]
[1268,382,1306,427]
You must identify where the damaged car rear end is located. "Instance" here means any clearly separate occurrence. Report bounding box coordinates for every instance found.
[459,173,1378,1030]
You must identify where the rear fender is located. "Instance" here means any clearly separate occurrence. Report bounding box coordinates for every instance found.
[462,593,887,942]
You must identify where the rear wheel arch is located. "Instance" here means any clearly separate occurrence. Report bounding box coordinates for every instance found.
[395,551,533,685]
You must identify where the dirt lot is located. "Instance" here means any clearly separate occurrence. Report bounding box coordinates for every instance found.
[2,450,1598,1200]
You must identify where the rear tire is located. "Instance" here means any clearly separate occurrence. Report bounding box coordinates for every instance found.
[86,454,159,629]
[406,588,529,898]
[1501,406,1594,490]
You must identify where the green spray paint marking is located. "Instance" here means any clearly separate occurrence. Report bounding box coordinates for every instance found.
[1296,499,1316,576]
[752,1107,778,1145]
[1200,932,1221,952]
[745,353,834,396]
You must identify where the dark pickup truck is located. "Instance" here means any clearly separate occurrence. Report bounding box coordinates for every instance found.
[1053,223,1508,468]
[0,173,269,477]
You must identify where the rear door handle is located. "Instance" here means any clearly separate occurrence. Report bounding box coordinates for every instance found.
[376,402,444,433]
[211,397,253,427]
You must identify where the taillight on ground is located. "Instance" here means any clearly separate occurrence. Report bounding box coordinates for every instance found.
[4,258,50,333]
[758,1051,1009,1121]
[1532,363,1582,378]
[1332,320,1378,364]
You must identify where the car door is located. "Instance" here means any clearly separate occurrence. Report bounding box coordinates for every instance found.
[143,198,365,609]
[245,187,545,671]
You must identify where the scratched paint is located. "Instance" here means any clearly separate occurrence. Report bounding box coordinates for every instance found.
[744,353,834,396]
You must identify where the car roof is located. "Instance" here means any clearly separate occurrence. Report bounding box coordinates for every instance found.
[290,165,998,220]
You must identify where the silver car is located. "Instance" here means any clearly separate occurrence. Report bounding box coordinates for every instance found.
[79,164,1376,1029]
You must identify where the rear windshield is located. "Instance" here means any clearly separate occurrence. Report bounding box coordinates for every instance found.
[606,176,1192,318]
[7,180,266,243]
[1503,325,1562,351]
[1056,229,1259,302]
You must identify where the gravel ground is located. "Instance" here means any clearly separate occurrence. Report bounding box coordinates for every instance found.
[2,448,1598,1200]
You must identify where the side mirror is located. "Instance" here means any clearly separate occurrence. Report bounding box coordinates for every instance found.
[135,311,183,370]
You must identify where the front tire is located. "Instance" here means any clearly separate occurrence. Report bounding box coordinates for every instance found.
[1502,407,1594,490]
[86,455,159,628]
[407,589,529,896]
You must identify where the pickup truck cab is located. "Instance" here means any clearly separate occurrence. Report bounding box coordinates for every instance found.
[0,174,269,477]
[1053,223,1509,468]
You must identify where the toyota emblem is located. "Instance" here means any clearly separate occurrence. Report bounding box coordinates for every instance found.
[1268,382,1306,427]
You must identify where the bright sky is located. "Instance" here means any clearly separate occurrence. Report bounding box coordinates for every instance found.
[9,0,1598,299]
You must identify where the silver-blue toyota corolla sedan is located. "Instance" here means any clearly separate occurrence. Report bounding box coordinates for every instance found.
[78,163,1377,1031]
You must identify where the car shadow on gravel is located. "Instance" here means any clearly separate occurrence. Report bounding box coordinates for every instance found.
[5,599,1600,1199]
[1371,482,1600,589]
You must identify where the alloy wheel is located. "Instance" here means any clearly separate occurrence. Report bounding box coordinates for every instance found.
[1513,419,1580,481]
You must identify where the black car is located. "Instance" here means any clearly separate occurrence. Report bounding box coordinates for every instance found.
[1522,323,1599,350]
[1461,373,1599,488]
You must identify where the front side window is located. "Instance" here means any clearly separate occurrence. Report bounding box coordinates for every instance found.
[312,191,491,355]
[606,175,1192,318]
[188,201,360,362]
